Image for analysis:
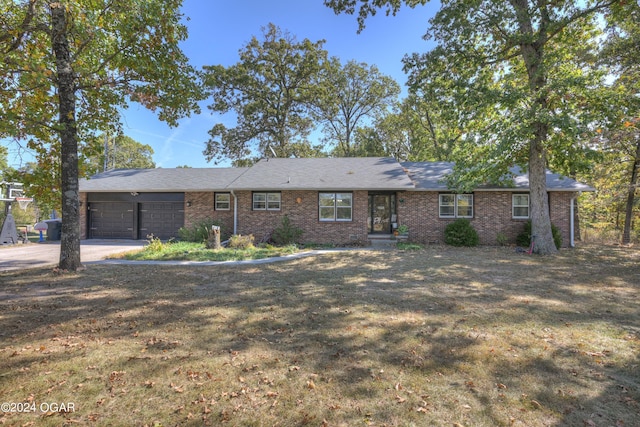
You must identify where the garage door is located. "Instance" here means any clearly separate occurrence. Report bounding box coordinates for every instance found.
[89,202,134,239]
[139,202,184,240]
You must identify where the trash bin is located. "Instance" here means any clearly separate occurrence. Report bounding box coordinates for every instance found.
[45,219,62,241]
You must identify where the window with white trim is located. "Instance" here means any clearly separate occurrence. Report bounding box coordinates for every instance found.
[439,194,473,218]
[512,194,530,219]
[319,192,352,221]
[215,193,230,210]
[253,192,281,211]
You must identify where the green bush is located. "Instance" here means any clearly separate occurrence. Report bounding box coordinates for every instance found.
[496,232,508,246]
[444,219,479,247]
[228,234,255,250]
[271,215,303,246]
[516,220,562,249]
[145,234,167,252]
[178,218,222,243]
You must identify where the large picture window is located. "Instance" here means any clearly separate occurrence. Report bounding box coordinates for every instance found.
[439,194,473,218]
[215,193,230,210]
[512,194,530,219]
[319,193,352,222]
[253,192,281,211]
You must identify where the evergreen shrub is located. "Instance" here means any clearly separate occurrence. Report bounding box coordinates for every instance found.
[444,219,479,247]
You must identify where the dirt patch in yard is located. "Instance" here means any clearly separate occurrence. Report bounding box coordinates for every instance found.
[1,244,638,426]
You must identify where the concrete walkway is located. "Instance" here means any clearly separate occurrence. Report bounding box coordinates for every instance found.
[89,248,353,268]
[0,240,145,272]
[0,240,362,272]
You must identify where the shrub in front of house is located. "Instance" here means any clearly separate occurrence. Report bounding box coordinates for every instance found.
[178,218,222,243]
[444,219,480,247]
[516,220,562,249]
[271,215,303,246]
[228,234,255,250]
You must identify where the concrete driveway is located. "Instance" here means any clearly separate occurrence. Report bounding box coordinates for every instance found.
[0,240,146,272]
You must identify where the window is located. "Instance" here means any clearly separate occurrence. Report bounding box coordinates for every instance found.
[319,193,352,221]
[512,194,530,219]
[439,194,473,218]
[253,192,281,211]
[215,193,230,210]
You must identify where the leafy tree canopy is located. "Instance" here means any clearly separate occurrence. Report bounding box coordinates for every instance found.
[203,23,328,164]
[1,0,203,269]
[0,146,9,180]
[326,0,623,254]
[85,135,156,175]
[313,58,400,156]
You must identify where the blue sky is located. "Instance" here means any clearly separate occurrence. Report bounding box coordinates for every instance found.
[5,0,439,169]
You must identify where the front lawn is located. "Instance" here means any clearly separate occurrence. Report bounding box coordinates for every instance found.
[118,240,301,262]
[1,245,638,426]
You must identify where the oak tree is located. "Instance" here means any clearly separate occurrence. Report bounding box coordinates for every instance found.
[327,0,619,254]
[600,1,640,244]
[203,24,328,164]
[313,59,400,156]
[87,135,156,175]
[1,0,202,270]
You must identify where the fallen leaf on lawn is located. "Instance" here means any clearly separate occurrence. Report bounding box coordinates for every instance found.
[307,380,316,389]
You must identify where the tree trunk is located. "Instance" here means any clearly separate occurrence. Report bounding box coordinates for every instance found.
[622,138,640,244]
[206,225,222,250]
[510,0,557,255]
[529,137,557,254]
[50,3,81,270]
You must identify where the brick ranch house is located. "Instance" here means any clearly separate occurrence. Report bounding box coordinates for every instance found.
[78,157,595,247]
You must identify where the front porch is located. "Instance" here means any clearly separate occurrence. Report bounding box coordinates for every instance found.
[368,233,408,249]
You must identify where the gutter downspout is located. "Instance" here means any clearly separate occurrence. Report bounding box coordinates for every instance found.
[570,196,575,248]
[230,190,238,235]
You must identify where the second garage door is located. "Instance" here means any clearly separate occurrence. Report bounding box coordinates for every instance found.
[138,202,184,240]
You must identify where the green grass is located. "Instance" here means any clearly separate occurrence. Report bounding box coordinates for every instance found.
[396,241,424,251]
[120,240,301,261]
[1,244,639,426]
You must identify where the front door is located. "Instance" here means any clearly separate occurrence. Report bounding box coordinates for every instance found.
[368,194,396,234]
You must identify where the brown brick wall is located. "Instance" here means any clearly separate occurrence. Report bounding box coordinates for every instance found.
[184,192,235,239]
[397,191,576,247]
[80,193,88,239]
[234,190,369,245]
[84,189,577,247]
[550,192,574,247]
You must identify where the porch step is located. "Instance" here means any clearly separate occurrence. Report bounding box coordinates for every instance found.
[369,234,398,249]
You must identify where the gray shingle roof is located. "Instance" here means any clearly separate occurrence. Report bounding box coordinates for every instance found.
[79,158,595,193]
[230,157,415,190]
[401,162,596,192]
[79,168,248,192]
